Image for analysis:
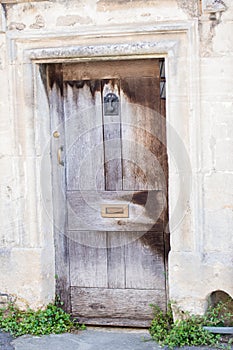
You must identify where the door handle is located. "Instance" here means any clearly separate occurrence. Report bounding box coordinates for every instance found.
[57,146,64,166]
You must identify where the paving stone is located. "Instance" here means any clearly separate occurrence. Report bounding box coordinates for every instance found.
[0,331,15,350]
[13,330,158,350]
[9,329,233,350]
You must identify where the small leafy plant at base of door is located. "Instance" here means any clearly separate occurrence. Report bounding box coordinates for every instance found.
[0,302,86,337]
[149,301,233,348]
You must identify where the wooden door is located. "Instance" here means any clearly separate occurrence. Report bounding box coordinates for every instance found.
[48,59,169,327]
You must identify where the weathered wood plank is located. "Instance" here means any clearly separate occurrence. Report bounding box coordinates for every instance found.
[159,70,168,197]
[121,76,160,111]
[75,317,152,327]
[63,59,160,81]
[69,232,108,288]
[107,232,126,289]
[63,80,105,191]
[125,231,166,289]
[67,190,165,231]
[102,79,122,191]
[47,64,71,311]
[71,287,166,320]
[121,74,165,191]
[158,61,169,290]
[159,63,169,213]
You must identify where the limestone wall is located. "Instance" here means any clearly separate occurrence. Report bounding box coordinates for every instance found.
[0,0,232,313]
[170,0,233,313]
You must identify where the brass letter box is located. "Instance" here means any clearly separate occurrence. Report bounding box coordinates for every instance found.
[101,204,129,218]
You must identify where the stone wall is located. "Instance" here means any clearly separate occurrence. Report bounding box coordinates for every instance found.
[0,0,232,313]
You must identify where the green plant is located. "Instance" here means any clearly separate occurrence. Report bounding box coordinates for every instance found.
[204,300,233,327]
[0,302,85,337]
[149,303,173,343]
[149,301,233,349]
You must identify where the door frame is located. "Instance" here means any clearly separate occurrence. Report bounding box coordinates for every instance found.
[10,22,199,310]
[47,58,170,314]
[57,60,169,324]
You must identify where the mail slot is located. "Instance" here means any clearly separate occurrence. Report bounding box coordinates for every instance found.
[101,204,129,218]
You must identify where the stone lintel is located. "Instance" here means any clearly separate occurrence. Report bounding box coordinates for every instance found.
[27,41,178,63]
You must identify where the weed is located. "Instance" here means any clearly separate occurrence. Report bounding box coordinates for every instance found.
[149,301,233,348]
[0,302,85,337]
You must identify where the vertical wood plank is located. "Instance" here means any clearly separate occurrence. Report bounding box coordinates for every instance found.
[69,231,108,288]
[47,64,71,311]
[125,231,166,289]
[102,80,122,191]
[159,59,170,302]
[159,60,169,201]
[63,80,105,191]
[107,232,126,288]
[121,71,166,191]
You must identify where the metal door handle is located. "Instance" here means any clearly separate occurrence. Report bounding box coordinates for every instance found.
[57,146,64,166]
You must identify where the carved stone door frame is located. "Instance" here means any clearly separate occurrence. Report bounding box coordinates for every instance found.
[8,22,200,309]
